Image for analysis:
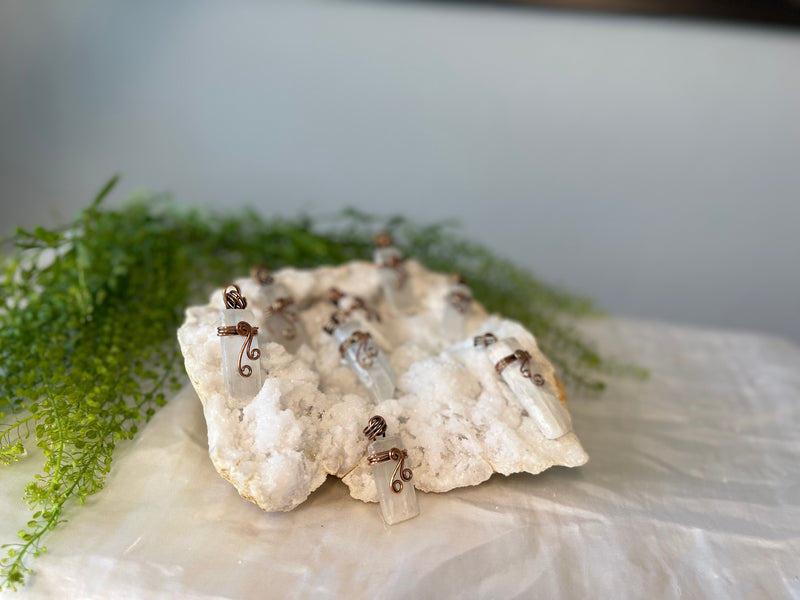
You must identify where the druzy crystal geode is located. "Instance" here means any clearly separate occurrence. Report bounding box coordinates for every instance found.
[176,260,588,511]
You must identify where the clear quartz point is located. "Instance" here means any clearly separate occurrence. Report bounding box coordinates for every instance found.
[487,337,572,439]
[442,282,472,341]
[256,281,307,354]
[219,309,262,409]
[368,434,419,525]
[374,246,415,314]
[333,321,396,402]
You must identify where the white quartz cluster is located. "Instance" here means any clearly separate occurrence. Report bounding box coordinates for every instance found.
[177,260,588,511]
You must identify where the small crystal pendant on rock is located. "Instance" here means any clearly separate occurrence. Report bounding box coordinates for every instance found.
[373,232,415,314]
[487,336,572,439]
[252,266,307,354]
[363,416,419,525]
[442,274,472,341]
[326,315,396,402]
[217,284,262,409]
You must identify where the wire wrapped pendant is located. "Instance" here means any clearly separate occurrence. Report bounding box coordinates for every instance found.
[217,284,262,409]
[442,274,472,341]
[374,232,415,315]
[252,265,307,354]
[487,336,572,439]
[363,415,419,525]
[325,316,396,402]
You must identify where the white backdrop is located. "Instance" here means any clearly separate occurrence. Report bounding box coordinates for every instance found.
[1,0,799,341]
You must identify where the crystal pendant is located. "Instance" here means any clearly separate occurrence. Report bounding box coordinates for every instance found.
[217,285,262,409]
[373,233,415,314]
[327,316,396,402]
[442,275,472,341]
[252,266,307,354]
[363,416,419,525]
[487,336,572,439]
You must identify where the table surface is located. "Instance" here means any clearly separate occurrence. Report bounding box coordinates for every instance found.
[2,317,798,599]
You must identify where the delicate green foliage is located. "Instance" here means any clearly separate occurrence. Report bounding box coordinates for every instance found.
[0,178,639,591]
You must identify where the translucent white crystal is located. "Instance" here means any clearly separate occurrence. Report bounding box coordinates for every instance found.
[219,309,262,409]
[374,246,415,314]
[486,336,572,439]
[367,434,419,525]
[256,280,307,354]
[441,282,472,341]
[177,262,588,513]
[332,321,396,402]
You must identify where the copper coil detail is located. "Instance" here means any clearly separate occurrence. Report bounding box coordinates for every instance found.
[474,333,497,348]
[251,265,274,286]
[223,284,248,310]
[495,349,546,387]
[367,447,412,494]
[532,373,546,386]
[265,297,299,340]
[447,290,472,314]
[378,255,408,290]
[217,321,260,377]
[363,415,387,441]
[339,331,378,369]
[374,232,393,248]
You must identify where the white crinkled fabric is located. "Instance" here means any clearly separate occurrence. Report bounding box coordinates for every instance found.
[176,260,587,510]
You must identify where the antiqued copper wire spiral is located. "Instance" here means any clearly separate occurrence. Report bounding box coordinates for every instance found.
[264,297,299,340]
[374,232,393,248]
[251,265,274,286]
[322,311,345,335]
[223,284,248,309]
[217,321,261,377]
[362,415,387,441]
[378,255,408,290]
[495,349,545,386]
[447,289,472,314]
[473,333,497,347]
[339,331,378,369]
[329,288,381,322]
[368,448,412,494]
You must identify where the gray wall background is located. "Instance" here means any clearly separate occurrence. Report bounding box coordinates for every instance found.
[2,0,799,341]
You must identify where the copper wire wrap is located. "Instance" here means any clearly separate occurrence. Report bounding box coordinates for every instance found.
[217,321,261,377]
[368,448,413,494]
[363,415,387,441]
[264,297,299,340]
[495,349,545,386]
[251,265,274,286]
[322,311,345,335]
[447,289,472,314]
[339,331,378,369]
[223,284,248,309]
[374,232,393,248]
[378,255,408,290]
[329,288,381,322]
[473,333,497,347]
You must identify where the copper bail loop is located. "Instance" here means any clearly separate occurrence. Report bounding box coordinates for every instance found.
[374,232,392,248]
[223,284,247,310]
[363,415,387,441]
[252,265,274,285]
[473,333,497,347]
